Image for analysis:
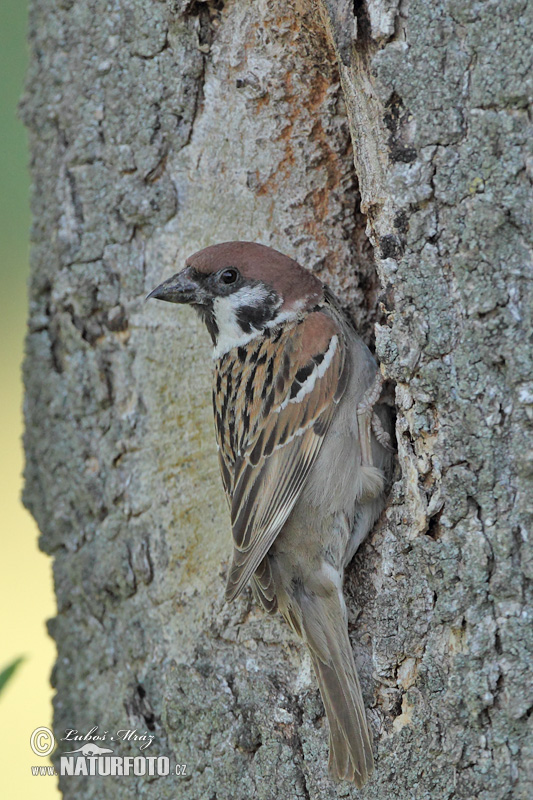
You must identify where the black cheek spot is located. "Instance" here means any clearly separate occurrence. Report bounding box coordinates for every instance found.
[313,352,325,366]
[240,319,253,334]
[236,306,259,334]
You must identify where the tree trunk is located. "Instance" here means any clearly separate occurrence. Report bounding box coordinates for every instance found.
[22,1,532,798]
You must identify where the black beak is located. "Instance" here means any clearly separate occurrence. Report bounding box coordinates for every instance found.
[147,268,200,305]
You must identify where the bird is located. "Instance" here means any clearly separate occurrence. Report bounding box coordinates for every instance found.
[148,241,394,786]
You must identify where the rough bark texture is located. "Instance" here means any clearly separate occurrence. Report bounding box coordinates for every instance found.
[22,1,532,798]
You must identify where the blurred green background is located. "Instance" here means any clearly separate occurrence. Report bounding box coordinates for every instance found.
[0,1,58,797]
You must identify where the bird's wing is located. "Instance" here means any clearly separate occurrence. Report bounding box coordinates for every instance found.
[218,311,350,602]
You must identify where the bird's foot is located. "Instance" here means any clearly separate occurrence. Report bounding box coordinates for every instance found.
[357,372,387,466]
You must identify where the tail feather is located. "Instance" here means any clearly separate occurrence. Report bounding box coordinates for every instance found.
[300,592,374,787]
[251,557,278,613]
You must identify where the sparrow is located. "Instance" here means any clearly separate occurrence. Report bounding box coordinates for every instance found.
[149,241,393,786]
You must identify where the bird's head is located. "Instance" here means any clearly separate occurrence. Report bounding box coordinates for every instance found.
[148,241,324,357]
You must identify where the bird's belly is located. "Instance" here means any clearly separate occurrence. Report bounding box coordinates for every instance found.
[301,426,361,519]
[270,500,351,580]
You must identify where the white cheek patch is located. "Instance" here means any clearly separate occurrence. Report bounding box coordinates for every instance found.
[278,335,338,411]
[213,285,276,359]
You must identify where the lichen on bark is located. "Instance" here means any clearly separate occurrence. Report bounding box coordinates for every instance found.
[22,0,532,798]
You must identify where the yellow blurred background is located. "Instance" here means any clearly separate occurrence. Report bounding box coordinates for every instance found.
[0,2,59,797]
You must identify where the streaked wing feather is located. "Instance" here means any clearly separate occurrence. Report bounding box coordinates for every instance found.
[217,449,232,506]
[219,314,348,602]
[225,423,329,601]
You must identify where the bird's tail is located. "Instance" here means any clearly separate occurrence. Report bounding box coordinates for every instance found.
[299,588,374,786]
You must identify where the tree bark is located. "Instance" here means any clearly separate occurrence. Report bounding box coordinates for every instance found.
[22,1,532,798]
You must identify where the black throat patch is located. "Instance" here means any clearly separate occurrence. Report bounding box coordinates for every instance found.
[189,268,281,346]
[194,302,219,345]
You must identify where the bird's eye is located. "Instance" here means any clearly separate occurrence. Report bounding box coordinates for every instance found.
[219,268,239,285]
